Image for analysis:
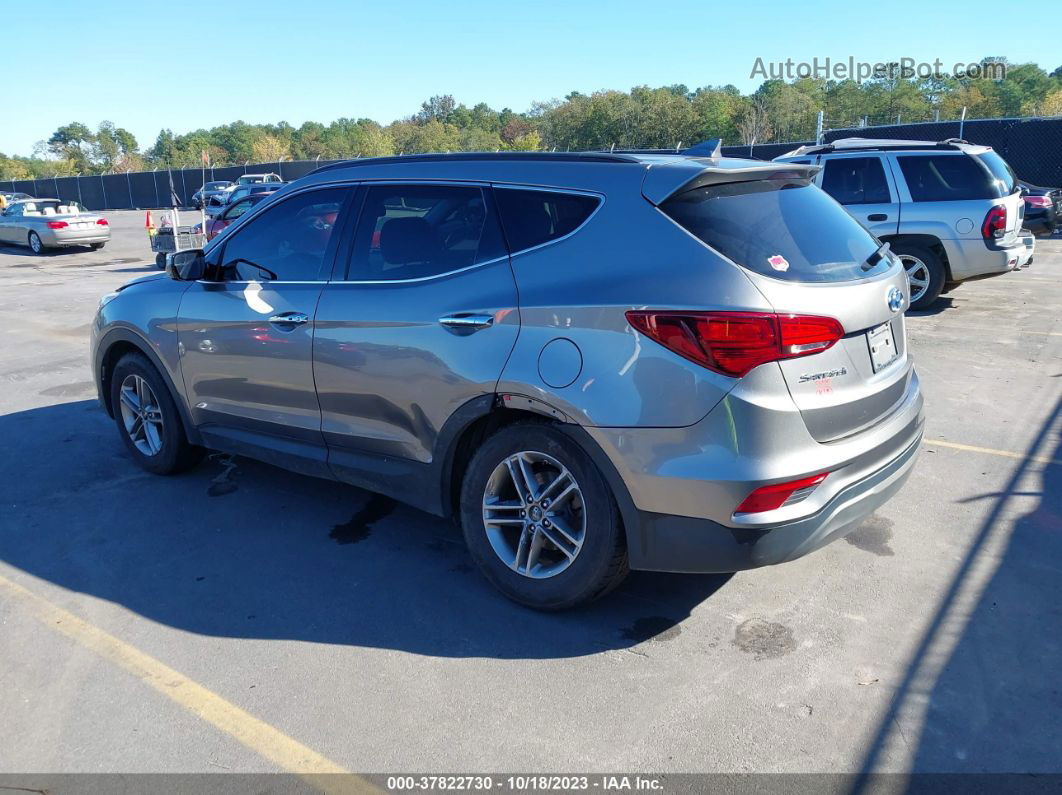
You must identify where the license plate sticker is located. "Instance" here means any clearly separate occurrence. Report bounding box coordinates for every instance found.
[867,321,899,373]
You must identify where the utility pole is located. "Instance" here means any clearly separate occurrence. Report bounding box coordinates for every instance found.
[815,110,825,145]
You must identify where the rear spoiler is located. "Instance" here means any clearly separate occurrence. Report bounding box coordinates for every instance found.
[641,161,820,206]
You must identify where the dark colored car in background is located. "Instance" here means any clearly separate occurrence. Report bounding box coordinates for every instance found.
[205,182,285,217]
[192,181,235,210]
[1020,180,1060,236]
[194,192,273,241]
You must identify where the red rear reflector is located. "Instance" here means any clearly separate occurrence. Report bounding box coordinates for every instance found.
[981,205,1006,239]
[626,311,844,377]
[46,220,68,229]
[735,473,829,514]
[96,218,109,226]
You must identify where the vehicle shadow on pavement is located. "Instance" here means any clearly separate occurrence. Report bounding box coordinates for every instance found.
[0,400,730,659]
[856,395,1062,776]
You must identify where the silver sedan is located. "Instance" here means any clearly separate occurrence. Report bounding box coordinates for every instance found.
[0,199,110,253]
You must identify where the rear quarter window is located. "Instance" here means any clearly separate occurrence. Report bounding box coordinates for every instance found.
[493,188,600,254]
[661,179,885,283]
[896,154,1001,201]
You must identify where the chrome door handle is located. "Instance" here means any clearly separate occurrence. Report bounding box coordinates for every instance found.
[269,312,309,325]
[439,313,494,331]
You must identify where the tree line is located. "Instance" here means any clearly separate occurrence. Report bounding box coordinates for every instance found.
[3,58,1061,180]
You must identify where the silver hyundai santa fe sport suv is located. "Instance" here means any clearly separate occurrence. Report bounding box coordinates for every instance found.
[91,148,924,609]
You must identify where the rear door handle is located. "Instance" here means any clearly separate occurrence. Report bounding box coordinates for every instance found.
[439,313,495,332]
[867,213,888,221]
[269,312,310,326]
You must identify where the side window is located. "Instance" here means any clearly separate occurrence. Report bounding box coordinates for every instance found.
[219,187,346,281]
[224,199,255,220]
[820,157,891,205]
[493,188,600,254]
[348,184,506,281]
[896,155,997,201]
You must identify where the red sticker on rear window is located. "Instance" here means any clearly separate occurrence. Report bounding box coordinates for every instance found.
[767,254,789,272]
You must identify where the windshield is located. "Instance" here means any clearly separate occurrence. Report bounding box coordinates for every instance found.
[661,179,886,282]
[205,182,230,190]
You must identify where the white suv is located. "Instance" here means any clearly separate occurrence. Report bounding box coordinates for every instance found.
[776,138,1032,309]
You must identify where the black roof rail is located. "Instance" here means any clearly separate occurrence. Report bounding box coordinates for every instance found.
[310,150,642,175]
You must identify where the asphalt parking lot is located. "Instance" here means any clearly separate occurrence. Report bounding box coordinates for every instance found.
[0,211,1059,779]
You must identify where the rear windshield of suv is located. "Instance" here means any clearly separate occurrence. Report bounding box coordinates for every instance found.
[974,150,1018,195]
[661,178,886,282]
[896,154,1005,201]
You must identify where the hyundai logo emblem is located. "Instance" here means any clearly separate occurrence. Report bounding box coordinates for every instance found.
[887,286,905,313]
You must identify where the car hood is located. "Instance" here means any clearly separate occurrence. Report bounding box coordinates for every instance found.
[118,272,169,291]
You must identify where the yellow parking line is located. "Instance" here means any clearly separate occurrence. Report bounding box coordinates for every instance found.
[0,573,371,794]
[923,438,1061,467]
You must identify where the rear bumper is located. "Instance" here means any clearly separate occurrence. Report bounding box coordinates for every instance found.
[942,237,1021,280]
[628,429,921,572]
[585,362,924,572]
[43,228,110,247]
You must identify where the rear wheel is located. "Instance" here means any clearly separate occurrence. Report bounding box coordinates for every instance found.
[892,243,945,310]
[155,252,167,270]
[28,232,44,255]
[460,423,628,610]
[91,242,106,250]
[109,352,203,475]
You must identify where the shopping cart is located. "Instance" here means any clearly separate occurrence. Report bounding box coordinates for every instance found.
[151,225,207,270]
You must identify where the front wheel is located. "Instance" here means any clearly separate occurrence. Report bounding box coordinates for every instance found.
[460,423,628,610]
[109,353,203,475]
[28,232,44,255]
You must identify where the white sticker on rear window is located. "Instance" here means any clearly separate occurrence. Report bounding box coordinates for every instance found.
[767,254,789,272]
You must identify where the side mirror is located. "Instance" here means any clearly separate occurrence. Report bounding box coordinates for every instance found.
[166,249,206,281]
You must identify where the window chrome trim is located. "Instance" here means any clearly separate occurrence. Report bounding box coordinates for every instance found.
[329,255,510,285]
[490,184,605,260]
[206,180,605,286]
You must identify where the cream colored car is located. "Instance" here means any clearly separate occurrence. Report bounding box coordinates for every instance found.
[0,199,110,253]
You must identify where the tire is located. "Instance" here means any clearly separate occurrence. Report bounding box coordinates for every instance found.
[91,242,106,250]
[155,252,167,270]
[460,422,628,610]
[892,243,945,310]
[109,352,203,475]
[28,232,44,255]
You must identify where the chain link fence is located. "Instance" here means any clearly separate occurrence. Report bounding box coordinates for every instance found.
[4,116,1060,210]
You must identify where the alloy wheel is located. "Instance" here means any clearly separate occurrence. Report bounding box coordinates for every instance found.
[898,254,930,304]
[482,451,586,579]
[29,233,42,254]
[118,374,165,456]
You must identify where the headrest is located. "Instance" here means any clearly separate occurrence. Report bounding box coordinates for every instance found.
[379,217,442,266]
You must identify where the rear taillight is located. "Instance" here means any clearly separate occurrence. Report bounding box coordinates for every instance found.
[981,205,1007,239]
[46,220,68,229]
[735,473,829,514]
[1024,195,1052,208]
[625,311,844,378]
[96,218,109,226]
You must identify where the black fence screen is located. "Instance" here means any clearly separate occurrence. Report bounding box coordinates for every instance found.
[3,119,1061,210]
